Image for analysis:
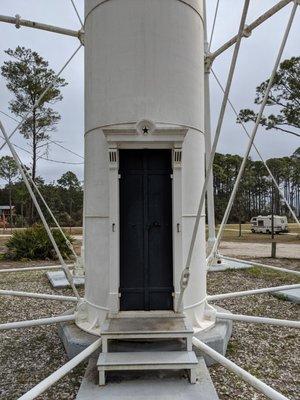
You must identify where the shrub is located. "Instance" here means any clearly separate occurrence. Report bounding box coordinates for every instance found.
[5,225,74,260]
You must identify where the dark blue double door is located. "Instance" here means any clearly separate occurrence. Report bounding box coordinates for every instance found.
[119,150,173,311]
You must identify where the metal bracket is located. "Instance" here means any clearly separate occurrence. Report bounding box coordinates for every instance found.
[74,256,85,277]
[180,267,190,290]
[15,14,21,29]
[76,300,89,323]
[78,29,85,45]
[243,24,252,38]
[204,54,213,72]
[204,309,217,321]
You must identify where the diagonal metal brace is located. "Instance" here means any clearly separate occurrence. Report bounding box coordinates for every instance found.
[0,14,84,42]
[207,0,294,63]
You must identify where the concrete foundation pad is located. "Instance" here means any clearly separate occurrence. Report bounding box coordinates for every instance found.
[58,317,98,360]
[193,307,232,367]
[209,259,252,272]
[273,288,300,304]
[76,357,219,400]
[47,271,85,288]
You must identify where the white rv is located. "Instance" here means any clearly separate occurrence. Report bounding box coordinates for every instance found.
[250,215,288,234]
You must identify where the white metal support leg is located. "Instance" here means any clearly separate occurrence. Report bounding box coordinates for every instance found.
[204,68,217,250]
[203,4,217,250]
[189,368,197,384]
[102,338,108,353]
[99,369,106,386]
[187,336,193,351]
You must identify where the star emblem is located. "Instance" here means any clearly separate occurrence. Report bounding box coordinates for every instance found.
[142,126,149,134]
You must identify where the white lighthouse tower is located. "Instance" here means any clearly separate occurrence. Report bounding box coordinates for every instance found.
[1,0,298,397]
[77,0,209,334]
[75,0,214,385]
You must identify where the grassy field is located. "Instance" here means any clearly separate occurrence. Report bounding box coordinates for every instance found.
[0,226,83,235]
[1,224,299,242]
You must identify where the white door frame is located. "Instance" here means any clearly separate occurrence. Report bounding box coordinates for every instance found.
[103,123,188,313]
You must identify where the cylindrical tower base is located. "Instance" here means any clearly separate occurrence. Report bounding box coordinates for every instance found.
[77,0,213,335]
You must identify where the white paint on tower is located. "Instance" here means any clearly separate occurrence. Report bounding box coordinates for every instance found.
[77,0,211,334]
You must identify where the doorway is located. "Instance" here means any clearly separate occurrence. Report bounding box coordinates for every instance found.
[119,149,173,311]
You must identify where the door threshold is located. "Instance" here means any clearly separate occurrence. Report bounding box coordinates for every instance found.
[108,311,185,319]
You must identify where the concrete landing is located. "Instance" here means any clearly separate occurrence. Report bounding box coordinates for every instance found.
[273,288,300,304]
[209,258,252,272]
[102,315,192,335]
[46,270,85,288]
[76,357,219,400]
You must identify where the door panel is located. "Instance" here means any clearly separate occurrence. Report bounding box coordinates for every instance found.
[119,172,145,310]
[119,150,173,311]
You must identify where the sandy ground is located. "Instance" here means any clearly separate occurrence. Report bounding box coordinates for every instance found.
[224,228,298,236]
[219,241,300,259]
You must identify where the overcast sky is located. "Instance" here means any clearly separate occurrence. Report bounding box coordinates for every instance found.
[0,0,299,183]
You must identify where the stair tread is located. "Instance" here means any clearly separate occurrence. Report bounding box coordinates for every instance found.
[101,317,193,336]
[97,351,198,367]
[108,311,185,319]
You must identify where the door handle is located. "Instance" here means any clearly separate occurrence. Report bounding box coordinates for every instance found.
[152,221,161,228]
[146,221,161,230]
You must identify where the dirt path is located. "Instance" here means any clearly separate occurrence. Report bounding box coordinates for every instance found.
[220,241,300,259]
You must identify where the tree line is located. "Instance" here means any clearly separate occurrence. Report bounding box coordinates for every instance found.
[0,147,298,228]
[0,47,298,227]
[213,148,300,223]
[0,167,83,228]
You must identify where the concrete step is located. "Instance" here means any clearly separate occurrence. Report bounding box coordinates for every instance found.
[97,351,199,386]
[108,311,185,319]
[101,316,194,352]
[98,351,198,367]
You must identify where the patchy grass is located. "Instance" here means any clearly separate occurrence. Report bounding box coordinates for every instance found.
[226,339,239,355]
[206,223,300,244]
[216,230,299,243]
[245,265,300,285]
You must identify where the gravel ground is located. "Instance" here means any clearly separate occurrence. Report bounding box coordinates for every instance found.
[208,259,300,400]
[0,258,299,399]
[0,269,85,400]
